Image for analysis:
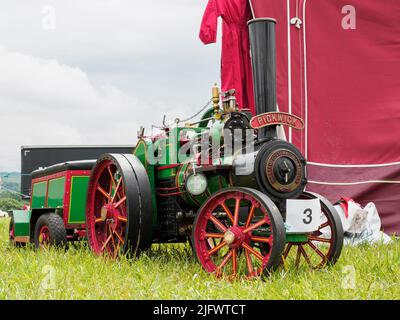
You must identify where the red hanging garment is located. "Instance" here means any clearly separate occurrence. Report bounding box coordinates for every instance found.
[199,0,255,114]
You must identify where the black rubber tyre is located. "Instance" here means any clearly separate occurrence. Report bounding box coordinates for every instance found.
[86,153,153,258]
[122,154,153,254]
[34,213,67,249]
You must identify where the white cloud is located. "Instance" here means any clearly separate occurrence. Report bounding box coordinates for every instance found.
[0,47,184,171]
[0,0,221,172]
[0,1,213,64]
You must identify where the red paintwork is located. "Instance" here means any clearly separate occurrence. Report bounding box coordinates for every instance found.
[250,112,304,130]
[155,164,181,171]
[156,186,183,197]
[157,191,186,197]
[75,229,87,238]
[30,169,91,233]
[156,186,180,191]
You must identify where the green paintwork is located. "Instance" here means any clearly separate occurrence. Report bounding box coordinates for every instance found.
[198,107,215,128]
[172,162,231,208]
[68,176,90,224]
[133,107,303,241]
[31,181,47,209]
[209,120,224,146]
[144,114,233,210]
[12,210,31,237]
[154,137,175,180]
[286,234,308,243]
[47,177,65,208]
[170,128,205,165]
[134,139,157,228]
[206,174,230,195]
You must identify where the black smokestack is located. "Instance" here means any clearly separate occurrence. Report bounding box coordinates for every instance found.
[248,18,277,139]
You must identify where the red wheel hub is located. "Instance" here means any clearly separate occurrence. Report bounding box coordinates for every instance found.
[223,226,249,249]
[38,226,50,246]
[100,204,113,221]
[100,203,126,232]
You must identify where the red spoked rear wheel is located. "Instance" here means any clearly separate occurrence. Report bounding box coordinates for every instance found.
[87,159,128,257]
[282,192,344,269]
[192,187,285,279]
[86,154,153,258]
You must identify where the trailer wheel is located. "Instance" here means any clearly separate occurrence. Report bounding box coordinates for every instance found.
[192,187,285,279]
[281,192,344,269]
[34,213,67,249]
[86,154,153,258]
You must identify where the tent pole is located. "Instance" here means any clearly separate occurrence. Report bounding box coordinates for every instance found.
[249,0,255,18]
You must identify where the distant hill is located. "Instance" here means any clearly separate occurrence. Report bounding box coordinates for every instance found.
[0,172,21,193]
[0,172,25,210]
[0,172,20,179]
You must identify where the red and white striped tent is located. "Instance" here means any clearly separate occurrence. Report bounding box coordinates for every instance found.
[251,0,400,235]
[200,0,400,234]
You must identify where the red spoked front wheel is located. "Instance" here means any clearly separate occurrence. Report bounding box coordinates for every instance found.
[192,187,285,279]
[282,192,344,269]
[86,154,153,258]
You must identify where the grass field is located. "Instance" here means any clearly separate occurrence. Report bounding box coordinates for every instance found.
[0,218,398,300]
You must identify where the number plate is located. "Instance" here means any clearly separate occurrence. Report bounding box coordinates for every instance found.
[286,199,321,233]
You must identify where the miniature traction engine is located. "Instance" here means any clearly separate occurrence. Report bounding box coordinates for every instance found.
[9,19,343,278]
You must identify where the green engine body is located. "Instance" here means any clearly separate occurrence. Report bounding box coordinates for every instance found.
[133,107,307,242]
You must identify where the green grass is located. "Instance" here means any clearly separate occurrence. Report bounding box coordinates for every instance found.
[0,218,398,300]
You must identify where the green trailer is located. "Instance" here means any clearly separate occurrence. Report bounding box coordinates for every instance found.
[9,161,94,248]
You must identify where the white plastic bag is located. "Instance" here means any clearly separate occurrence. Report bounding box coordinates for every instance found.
[333,198,392,245]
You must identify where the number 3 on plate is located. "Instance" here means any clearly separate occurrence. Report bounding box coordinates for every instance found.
[303,208,313,225]
[286,199,321,233]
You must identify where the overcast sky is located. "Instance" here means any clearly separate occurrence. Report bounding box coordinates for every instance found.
[0,0,221,171]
